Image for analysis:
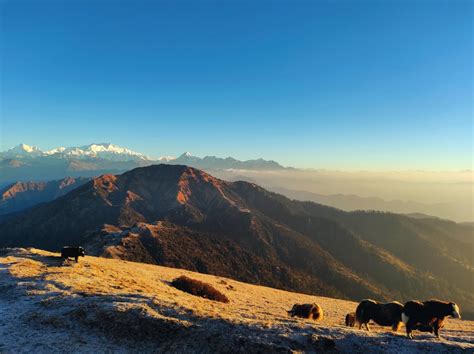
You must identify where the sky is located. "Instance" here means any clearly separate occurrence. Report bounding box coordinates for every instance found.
[0,0,472,170]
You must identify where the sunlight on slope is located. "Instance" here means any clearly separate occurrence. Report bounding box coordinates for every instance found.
[1,248,472,353]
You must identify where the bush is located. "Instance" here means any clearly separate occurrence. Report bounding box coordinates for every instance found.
[171,276,229,303]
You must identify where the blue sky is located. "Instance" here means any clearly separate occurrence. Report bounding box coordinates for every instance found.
[1,0,472,169]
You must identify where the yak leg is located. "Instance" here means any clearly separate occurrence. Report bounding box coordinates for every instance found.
[433,321,441,338]
[392,321,402,332]
[75,256,78,262]
[406,320,416,339]
[365,323,370,331]
[434,318,445,339]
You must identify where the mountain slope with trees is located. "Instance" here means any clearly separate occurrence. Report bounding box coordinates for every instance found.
[0,164,472,318]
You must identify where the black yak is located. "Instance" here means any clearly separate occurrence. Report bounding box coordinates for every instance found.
[61,246,85,262]
[355,299,403,332]
[402,300,461,339]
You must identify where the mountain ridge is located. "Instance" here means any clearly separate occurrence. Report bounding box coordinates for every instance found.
[0,177,91,215]
[1,143,286,168]
[1,164,472,318]
[0,143,286,185]
[270,186,474,224]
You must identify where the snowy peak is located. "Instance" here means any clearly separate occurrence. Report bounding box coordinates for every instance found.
[54,143,151,161]
[0,143,151,162]
[176,152,194,159]
[3,143,42,158]
[79,143,141,155]
[44,147,66,155]
[0,143,286,170]
[16,143,41,153]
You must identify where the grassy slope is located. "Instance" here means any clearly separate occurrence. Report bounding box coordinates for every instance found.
[0,248,472,353]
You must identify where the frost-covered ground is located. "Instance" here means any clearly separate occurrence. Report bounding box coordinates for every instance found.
[0,248,472,353]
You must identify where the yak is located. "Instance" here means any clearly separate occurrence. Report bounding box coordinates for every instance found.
[288,303,324,322]
[61,246,85,262]
[355,299,403,332]
[402,300,461,339]
[345,312,356,327]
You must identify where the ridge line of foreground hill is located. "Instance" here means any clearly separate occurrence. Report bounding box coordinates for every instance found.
[0,248,472,353]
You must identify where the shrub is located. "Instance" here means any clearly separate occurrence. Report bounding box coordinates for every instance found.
[171,276,229,303]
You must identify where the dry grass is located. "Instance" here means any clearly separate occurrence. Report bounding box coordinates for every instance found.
[0,248,355,325]
[0,248,473,353]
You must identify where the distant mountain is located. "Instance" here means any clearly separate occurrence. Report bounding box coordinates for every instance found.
[1,143,43,158]
[171,152,285,170]
[270,186,473,224]
[405,212,442,220]
[0,177,91,216]
[1,164,472,318]
[1,143,151,162]
[0,143,285,185]
[270,187,432,212]
[45,143,153,162]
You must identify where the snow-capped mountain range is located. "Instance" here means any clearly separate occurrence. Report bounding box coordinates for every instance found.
[1,143,284,167]
[0,143,285,185]
[1,143,155,162]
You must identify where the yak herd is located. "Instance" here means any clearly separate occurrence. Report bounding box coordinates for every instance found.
[290,298,461,339]
[60,247,461,340]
